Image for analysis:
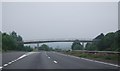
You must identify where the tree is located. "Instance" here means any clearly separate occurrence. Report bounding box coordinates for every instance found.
[71,40,83,50]
[93,33,104,50]
[16,35,24,51]
[113,30,120,51]
[85,42,98,51]
[86,31,120,51]
[2,33,17,51]
[24,46,33,52]
[10,31,17,39]
[17,35,23,41]
[98,32,115,51]
[38,44,50,51]
[0,31,2,51]
[2,31,32,51]
[94,33,104,40]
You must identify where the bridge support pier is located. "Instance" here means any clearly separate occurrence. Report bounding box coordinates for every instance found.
[36,43,39,50]
[81,42,85,50]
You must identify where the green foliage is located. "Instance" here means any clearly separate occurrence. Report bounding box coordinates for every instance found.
[73,44,83,50]
[71,40,83,50]
[38,44,53,51]
[99,32,114,51]
[65,51,118,61]
[85,30,120,51]
[2,33,17,51]
[85,43,98,51]
[23,46,33,52]
[2,31,33,51]
[94,33,104,40]
[0,32,2,52]
[78,53,88,58]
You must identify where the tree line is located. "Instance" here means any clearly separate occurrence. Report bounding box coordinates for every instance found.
[1,30,119,52]
[71,30,120,51]
[2,31,33,51]
[38,44,53,51]
[38,44,64,52]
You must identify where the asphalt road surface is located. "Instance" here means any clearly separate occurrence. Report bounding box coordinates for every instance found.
[0,53,2,68]
[1,51,120,69]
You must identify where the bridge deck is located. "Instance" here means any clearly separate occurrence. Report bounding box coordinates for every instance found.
[23,40,96,44]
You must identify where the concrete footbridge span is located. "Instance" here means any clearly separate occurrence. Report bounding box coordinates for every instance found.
[22,38,99,45]
[21,38,100,48]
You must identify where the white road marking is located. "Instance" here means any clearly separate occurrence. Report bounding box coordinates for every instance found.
[25,52,37,56]
[11,60,15,63]
[0,66,2,69]
[2,52,38,68]
[3,64,8,67]
[48,57,50,59]
[54,61,58,63]
[8,62,12,64]
[13,59,17,62]
[17,54,27,60]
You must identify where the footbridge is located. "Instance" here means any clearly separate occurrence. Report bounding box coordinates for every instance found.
[22,38,99,48]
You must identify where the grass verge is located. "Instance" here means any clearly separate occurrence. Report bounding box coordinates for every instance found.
[64,51,119,64]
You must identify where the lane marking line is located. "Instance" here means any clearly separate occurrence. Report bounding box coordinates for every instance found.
[0,66,2,69]
[3,64,8,67]
[48,57,50,58]
[13,59,17,62]
[54,61,58,63]
[8,62,12,64]
[11,60,15,63]
[2,52,37,68]
[17,54,27,60]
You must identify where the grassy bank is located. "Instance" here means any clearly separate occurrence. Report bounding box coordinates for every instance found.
[64,51,119,64]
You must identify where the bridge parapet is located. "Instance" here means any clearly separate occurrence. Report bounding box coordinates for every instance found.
[23,38,93,42]
[22,38,97,44]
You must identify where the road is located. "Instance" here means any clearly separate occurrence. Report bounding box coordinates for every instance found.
[0,53,2,68]
[2,51,27,66]
[1,51,119,70]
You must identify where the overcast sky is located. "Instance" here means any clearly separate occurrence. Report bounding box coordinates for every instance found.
[2,2,118,41]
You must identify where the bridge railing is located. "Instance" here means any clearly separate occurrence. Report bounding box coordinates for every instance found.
[23,38,94,42]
